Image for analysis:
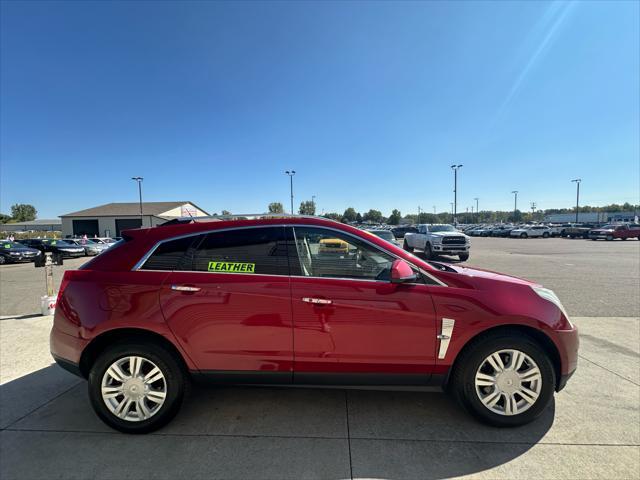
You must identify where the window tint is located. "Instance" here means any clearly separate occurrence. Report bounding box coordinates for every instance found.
[141,236,198,271]
[292,227,395,281]
[192,227,288,275]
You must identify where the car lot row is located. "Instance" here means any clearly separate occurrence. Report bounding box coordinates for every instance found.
[0,236,121,265]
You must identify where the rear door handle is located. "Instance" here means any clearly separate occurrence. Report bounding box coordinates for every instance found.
[171,285,201,292]
[302,297,332,305]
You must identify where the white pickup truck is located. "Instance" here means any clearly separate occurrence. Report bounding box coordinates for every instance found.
[403,224,471,261]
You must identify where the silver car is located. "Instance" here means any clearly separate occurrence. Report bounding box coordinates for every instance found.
[65,238,109,256]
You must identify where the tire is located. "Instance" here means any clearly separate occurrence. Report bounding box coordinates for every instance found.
[520,233,527,238]
[0,255,5,265]
[606,235,613,241]
[542,232,549,238]
[449,332,555,427]
[403,240,413,252]
[458,253,469,261]
[621,237,627,241]
[423,243,433,260]
[88,342,187,434]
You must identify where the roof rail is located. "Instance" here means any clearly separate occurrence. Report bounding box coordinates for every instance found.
[158,213,330,227]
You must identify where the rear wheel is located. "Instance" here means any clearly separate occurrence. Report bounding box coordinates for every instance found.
[423,243,433,260]
[520,233,528,238]
[88,342,187,434]
[449,332,555,427]
[606,234,613,241]
[403,240,413,252]
[542,232,549,238]
[0,256,5,265]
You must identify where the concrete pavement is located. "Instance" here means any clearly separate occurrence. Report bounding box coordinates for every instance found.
[0,314,638,479]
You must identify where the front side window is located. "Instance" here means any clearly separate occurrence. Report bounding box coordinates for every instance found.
[192,227,288,275]
[291,227,395,281]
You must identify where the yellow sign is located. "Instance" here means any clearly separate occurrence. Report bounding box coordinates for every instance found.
[207,261,255,273]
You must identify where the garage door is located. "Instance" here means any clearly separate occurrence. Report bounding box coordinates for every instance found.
[72,219,99,237]
[115,218,142,236]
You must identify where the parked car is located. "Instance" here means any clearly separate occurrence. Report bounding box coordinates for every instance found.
[18,238,85,258]
[391,226,418,238]
[51,217,578,433]
[561,223,596,239]
[0,241,42,264]
[366,229,398,244]
[490,226,515,237]
[510,226,552,239]
[65,238,109,256]
[93,237,118,247]
[588,224,640,241]
[403,224,470,260]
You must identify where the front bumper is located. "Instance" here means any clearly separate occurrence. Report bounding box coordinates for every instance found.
[432,244,470,253]
[588,233,610,239]
[551,325,579,391]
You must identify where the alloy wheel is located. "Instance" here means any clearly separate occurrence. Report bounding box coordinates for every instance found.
[101,356,167,422]
[474,349,542,416]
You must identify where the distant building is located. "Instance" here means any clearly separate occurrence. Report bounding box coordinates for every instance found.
[544,211,638,223]
[60,201,209,237]
[0,219,62,233]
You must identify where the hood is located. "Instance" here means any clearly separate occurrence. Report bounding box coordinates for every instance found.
[2,246,39,254]
[431,231,466,237]
[591,228,613,233]
[440,263,536,286]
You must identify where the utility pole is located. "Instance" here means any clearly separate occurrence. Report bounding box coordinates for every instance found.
[474,197,479,222]
[450,164,463,225]
[312,195,316,215]
[531,201,537,219]
[571,179,581,223]
[131,177,144,225]
[285,171,296,214]
[418,206,421,222]
[512,191,518,221]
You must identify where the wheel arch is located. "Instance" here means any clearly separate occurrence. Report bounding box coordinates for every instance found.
[445,324,562,391]
[79,328,189,378]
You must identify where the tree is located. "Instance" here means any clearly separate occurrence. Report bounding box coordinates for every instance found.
[0,213,11,224]
[388,209,402,225]
[268,202,284,214]
[299,200,316,215]
[10,204,37,222]
[355,213,363,223]
[363,209,383,223]
[323,212,343,221]
[343,207,357,223]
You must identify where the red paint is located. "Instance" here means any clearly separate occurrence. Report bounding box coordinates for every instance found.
[50,217,578,384]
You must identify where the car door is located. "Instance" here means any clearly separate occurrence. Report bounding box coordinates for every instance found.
[153,226,294,382]
[288,226,438,384]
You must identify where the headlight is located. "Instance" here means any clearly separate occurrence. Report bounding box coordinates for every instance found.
[532,286,574,328]
[432,237,442,243]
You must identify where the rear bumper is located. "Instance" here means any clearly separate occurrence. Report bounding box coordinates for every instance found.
[50,325,88,377]
[52,354,83,377]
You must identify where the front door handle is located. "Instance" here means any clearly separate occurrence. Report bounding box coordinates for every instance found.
[302,297,332,305]
[171,285,201,292]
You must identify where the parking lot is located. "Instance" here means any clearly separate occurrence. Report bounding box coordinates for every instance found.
[1,237,639,479]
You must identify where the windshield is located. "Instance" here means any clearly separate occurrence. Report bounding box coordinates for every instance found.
[430,225,456,232]
[1,242,22,249]
[42,239,71,246]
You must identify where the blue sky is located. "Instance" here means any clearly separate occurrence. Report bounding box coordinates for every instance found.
[1,0,638,218]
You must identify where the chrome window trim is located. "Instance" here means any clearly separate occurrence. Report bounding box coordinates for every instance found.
[132,224,447,287]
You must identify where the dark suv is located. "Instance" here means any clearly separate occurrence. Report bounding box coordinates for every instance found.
[19,238,85,260]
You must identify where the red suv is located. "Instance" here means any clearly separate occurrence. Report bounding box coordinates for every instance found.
[50,217,578,433]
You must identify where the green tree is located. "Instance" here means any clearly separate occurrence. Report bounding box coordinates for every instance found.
[323,212,343,221]
[363,209,383,223]
[388,209,402,225]
[0,213,11,224]
[343,207,357,222]
[10,204,37,222]
[299,200,316,215]
[268,202,284,214]
[355,212,363,223]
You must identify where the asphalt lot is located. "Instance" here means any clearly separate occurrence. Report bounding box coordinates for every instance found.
[1,236,638,317]
[0,236,639,479]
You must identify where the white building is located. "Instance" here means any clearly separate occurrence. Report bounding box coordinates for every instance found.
[544,211,638,223]
[60,201,209,237]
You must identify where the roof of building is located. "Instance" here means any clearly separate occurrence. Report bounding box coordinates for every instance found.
[60,202,208,218]
[2,219,62,226]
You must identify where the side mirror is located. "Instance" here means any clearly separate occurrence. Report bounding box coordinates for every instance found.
[390,259,417,284]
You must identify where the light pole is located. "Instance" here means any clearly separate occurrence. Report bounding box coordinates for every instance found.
[571,179,581,223]
[512,191,518,221]
[450,164,463,225]
[474,197,479,221]
[531,202,537,219]
[131,177,144,225]
[418,206,421,222]
[312,195,316,215]
[285,171,296,214]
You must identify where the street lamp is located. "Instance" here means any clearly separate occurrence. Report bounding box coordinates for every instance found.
[571,179,581,223]
[312,195,317,215]
[474,197,479,220]
[450,164,463,224]
[131,177,144,225]
[512,191,518,221]
[285,171,296,214]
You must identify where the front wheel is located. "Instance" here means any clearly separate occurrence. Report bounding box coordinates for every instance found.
[458,253,469,261]
[606,235,613,241]
[520,233,528,238]
[423,243,433,260]
[403,240,413,252]
[0,255,6,265]
[449,332,555,427]
[542,232,549,238]
[88,342,187,434]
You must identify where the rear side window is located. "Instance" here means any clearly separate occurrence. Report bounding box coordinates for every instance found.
[192,227,288,275]
[141,236,198,271]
